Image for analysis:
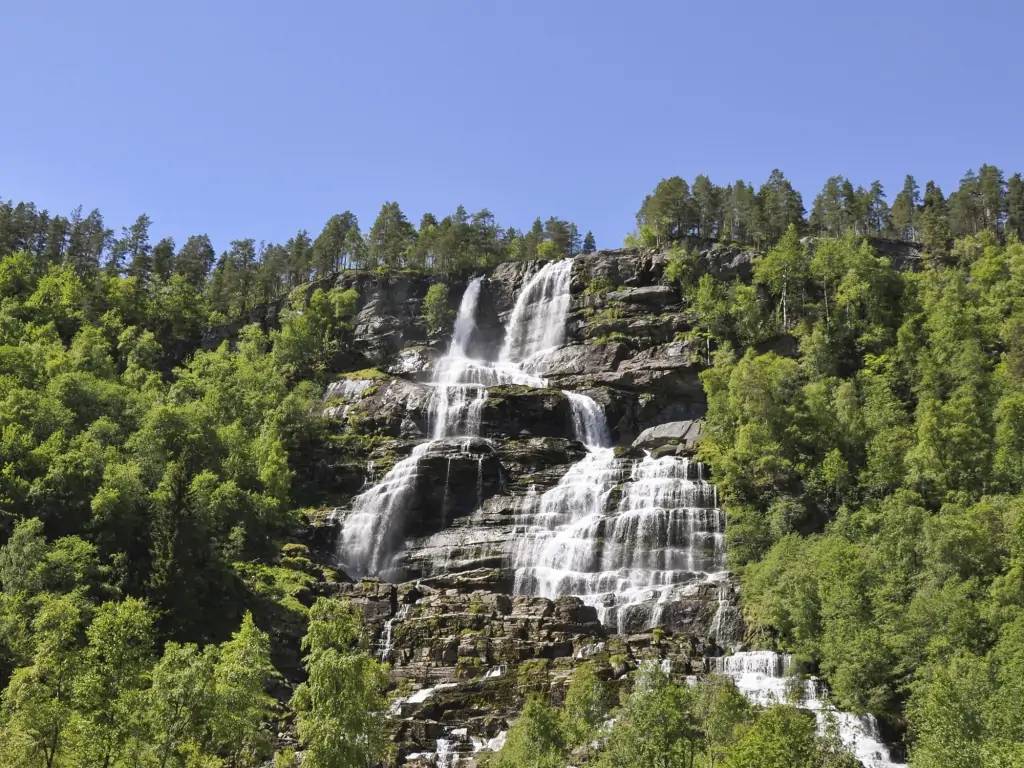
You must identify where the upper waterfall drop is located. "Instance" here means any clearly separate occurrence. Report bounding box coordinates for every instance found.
[428,276,490,440]
[564,391,612,450]
[336,261,579,580]
[498,259,574,367]
[450,276,483,358]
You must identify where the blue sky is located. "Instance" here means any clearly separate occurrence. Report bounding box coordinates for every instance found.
[3,1,1022,252]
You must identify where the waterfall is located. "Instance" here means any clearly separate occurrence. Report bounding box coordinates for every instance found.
[337,256,725,633]
[337,262,575,579]
[337,442,432,580]
[564,391,611,449]
[379,603,410,661]
[338,277,491,579]
[499,259,574,366]
[511,389,726,632]
[712,651,903,768]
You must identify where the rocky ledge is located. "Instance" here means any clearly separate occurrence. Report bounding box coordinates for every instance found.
[330,570,741,765]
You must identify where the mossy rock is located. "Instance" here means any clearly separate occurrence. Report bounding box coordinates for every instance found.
[343,367,387,380]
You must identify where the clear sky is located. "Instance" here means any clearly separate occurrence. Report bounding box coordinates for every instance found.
[3,0,1022,252]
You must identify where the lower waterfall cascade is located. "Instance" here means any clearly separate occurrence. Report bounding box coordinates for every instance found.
[712,652,904,767]
[510,393,727,633]
[337,260,575,579]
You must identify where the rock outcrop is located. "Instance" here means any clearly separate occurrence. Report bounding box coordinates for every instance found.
[631,419,704,456]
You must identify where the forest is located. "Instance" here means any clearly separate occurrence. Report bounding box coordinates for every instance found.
[1,162,1022,767]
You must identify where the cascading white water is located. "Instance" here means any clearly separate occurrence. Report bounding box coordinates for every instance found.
[498,259,574,366]
[337,261,575,580]
[564,391,611,449]
[338,257,724,631]
[337,277,490,579]
[378,603,410,662]
[713,651,903,768]
[511,390,726,632]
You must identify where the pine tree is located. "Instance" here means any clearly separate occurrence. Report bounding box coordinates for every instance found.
[692,174,722,239]
[520,218,545,261]
[1007,173,1024,239]
[636,176,694,245]
[919,181,952,258]
[543,217,577,256]
[890,174,920,240]
[64,207,108,277]
[810,176,848,236]
[949,168,984,235]
[366,202,416,270]
[285,229,313,287]
[109,214,153,280]
[862,180,890,234]
[756,169,804,245]
[312,211,359,274]
[722,181,759,243]
[978,163,1006,232]
[175,234,215,288]
[582,231,596,253]
[151,237,176,282]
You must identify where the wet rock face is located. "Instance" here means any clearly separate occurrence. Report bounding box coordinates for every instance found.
[340,272,433,366]
[694,242,757,282]
[413,439,504,528]
[478,385,575,439]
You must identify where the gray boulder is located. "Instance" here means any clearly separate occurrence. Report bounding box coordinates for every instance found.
[606,284,678,307]
[631,420,703,454]
[531,342,629,378]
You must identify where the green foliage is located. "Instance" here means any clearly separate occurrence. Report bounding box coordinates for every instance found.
[552,666,854,768]
[596,666,702,768]
[272,286,360,382]
[290,598,390,768]
[3,171,1024,767]
[663,245,696,289]
[71,597,156,767]
[692,228,1024,760]
[0,594,274,768]
[723,706,820,768]
[754,224,810,329]
[560,662,611,746]
[584,275,615,296]
[423,282,454,335]
[492,695,566,768]
[210,612,276,765]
